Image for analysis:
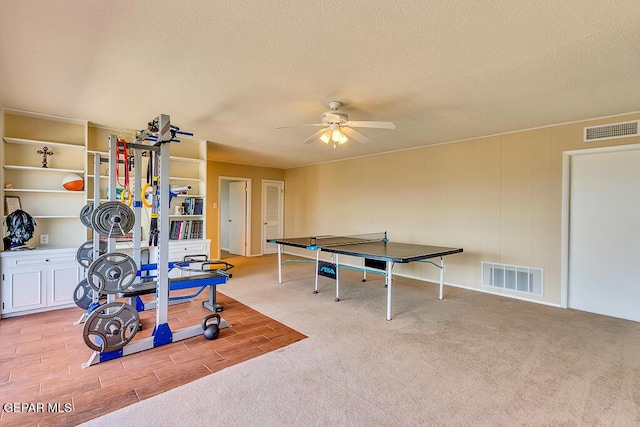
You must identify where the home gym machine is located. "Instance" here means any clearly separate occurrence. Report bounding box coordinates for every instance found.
[73,114,233,368]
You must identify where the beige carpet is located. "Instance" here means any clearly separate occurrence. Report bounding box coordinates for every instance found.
[83,254,640,426]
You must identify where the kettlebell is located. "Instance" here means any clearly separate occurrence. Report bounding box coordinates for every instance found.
[202,313,221,340]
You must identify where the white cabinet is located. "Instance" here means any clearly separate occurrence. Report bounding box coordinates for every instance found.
[168,239,210,262]
[0,248,82,317]
[168,240,210,279]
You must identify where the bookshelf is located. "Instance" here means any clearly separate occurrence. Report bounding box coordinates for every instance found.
[86,123,208,245]
[1,108,88,249]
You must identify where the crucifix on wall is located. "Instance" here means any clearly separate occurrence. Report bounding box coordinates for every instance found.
[37,146,54,168]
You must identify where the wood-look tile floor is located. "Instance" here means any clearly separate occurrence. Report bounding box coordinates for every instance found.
[0,291,306,426]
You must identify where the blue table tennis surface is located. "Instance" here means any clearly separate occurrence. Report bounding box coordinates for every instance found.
[269,236,463,263]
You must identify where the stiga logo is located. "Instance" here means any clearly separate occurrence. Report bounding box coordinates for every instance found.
[320,266,335,275]
[318,261,337,279]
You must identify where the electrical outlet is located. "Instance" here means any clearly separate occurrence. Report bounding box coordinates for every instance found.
[40,234,49,245]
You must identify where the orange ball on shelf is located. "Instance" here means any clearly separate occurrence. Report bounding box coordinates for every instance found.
[62,174,84,191]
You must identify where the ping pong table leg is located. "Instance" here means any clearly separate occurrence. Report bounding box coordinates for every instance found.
[277,244,283,284]
[386,261,393,321]
[439,256,445,300]
[314,249,320,294]
[335,253,340,302]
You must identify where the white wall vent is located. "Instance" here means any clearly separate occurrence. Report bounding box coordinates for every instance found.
[482,262,543,296]
[583,120,639,143]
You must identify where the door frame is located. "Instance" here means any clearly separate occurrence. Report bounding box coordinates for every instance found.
[261,179,284,255]
[218,176,251,257]
[561,142,640,308]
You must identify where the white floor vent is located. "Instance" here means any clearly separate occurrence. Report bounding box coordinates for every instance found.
[584,120,639,143]
[482,262,543,296]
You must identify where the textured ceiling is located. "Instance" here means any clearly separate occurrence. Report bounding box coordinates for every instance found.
[1,1,640,169]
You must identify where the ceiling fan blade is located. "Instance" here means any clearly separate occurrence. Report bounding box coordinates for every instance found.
[346,121,396,129]
[276,123,325,129]
[342,127,370,144]
[303,128,329,144]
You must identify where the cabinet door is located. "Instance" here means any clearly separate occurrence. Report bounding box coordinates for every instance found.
[47,263,83,307]
[168,241,209,278]
[1,268,46,314]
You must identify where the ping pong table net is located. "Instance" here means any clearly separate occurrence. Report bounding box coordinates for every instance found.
[310,232,388,247]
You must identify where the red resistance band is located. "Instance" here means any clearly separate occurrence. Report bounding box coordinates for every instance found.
[116,139,130,189]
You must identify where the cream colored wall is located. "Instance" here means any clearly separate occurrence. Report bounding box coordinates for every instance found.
[206,161,284,258]
[284,112,640,305]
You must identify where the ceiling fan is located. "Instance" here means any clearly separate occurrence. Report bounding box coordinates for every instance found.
[277,101,396,147]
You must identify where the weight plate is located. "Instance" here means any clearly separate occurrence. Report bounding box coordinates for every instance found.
[76,240,108,269]
[73,279,94,310]
[86,252,137,294]
[82,302,140,353]
[90,201,135,238]
[79,202,94,228]
[73,278,105,310]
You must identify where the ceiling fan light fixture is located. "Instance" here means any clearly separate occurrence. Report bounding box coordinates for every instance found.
[277,100,394,147]
[320,130,331,144]
[331,129,346,143]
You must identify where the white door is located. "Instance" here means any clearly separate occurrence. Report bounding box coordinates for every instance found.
[228,181,247,256]
[263,180,284,254]
[568,147,640,321]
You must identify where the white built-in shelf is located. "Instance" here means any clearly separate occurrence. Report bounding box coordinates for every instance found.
[87,173,201,181]
[3,165,84,174]
[3,188,85,194]
[169,176,203,182]
[3,137,85,150]
[87,150,108,156]
[1,108,91,299]
[170,156,204,163]
[88,153,204,164]
[169,215,204,219]
[173,194,204,198]
[87,174,132,180]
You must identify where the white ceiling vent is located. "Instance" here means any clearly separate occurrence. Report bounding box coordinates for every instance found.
[583,120,639,143]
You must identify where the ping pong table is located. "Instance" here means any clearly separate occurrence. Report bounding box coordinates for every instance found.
[268,232,463,320]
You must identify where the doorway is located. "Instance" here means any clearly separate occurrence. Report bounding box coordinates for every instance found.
[219,177,251,258]
[262,180,284,255]
[563,144,640,321]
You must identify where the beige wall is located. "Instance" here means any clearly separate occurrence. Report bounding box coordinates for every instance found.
[206,161,284,258]
[284,112,640,305]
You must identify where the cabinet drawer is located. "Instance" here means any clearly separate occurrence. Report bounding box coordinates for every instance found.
[2,252,77,267]
[168,242,209,261]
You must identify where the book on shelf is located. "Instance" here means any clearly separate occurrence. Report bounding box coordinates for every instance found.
[180,197,204,215]
[169,219,203,240]
[193,198,203,215]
